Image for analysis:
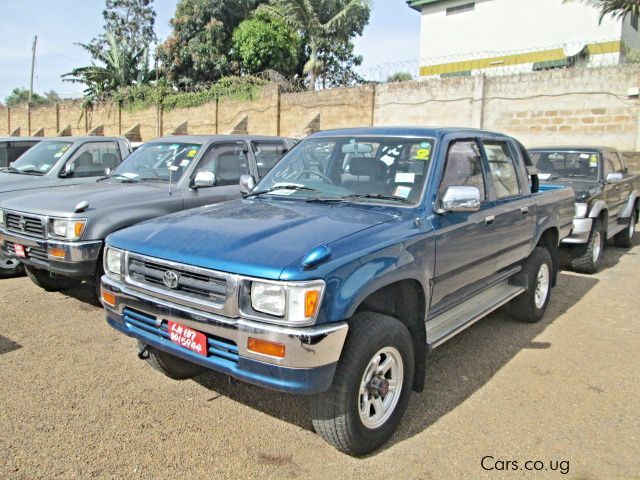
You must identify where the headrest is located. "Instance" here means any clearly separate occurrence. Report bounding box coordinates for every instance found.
[349,157,383,177]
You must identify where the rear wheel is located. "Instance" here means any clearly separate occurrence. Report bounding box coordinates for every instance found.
[0,257,24,278]
[144,343,205,380]
[613,211,637,248]
[509,247,553,323]
[570,219,604,274]
[25,266,80,292]
[310,312,414,456]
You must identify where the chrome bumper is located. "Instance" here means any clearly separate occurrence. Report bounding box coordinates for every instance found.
[561,217,593,245]
[101,275,348,370]
[0,228,102,263]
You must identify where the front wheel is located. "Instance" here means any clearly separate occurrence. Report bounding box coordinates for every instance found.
[25,266,80,292]
[310,312,414,456]
[144,344,205,380]
[509,247,553,323]
[570,219,604,274]
[0,256,24,278]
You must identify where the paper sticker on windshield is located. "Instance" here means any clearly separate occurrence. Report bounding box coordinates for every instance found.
[122,172,139,179]
[169,144,179,150]
[187,148,198,158]
[414,148,431,161]
[589,155,598,167]
[538,173,551,180]
[179,159,191,167]
[169,165,179,171]
[580,153,590,159]
[395,172,415,183]
[394,186,411,199]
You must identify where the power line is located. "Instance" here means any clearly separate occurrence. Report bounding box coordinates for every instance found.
[38,43,84,64]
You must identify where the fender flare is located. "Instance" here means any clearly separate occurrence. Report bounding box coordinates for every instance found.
[588,200,608,220]
[619,190,640,219]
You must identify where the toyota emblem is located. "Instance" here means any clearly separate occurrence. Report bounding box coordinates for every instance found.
[162,270,180,289]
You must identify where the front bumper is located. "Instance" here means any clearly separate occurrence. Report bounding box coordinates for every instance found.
[561,217,593,245]
[0,228,102,278]
[101,275,348,394]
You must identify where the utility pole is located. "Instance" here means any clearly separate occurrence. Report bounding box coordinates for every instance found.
[28,35,38,106]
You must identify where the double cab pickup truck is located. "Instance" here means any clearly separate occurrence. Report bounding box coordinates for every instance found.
[0,135,294,300]
[100,127,574,455]
[529,146,640,273]
[0,136,131,277]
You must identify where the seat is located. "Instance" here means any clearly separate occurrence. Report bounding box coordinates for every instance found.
[342,156,389,194]
[101,152,119,171]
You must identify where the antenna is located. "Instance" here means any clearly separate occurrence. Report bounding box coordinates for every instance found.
[29,35,38,106]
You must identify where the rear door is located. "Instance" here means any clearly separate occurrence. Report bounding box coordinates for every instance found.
[481,138,535,270]
[603,150,626,227]
[182,140,251,209]
[431,138,503,311]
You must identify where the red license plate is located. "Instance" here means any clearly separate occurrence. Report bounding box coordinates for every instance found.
[14,244,26,258]
[168,321,207,356]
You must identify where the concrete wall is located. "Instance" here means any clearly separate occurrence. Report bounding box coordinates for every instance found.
[1,64,639,151]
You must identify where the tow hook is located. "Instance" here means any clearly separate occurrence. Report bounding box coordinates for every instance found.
[137,343,150,360]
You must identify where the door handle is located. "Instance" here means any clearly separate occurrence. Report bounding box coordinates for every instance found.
[520,207,529,215]
[485,215,495,225]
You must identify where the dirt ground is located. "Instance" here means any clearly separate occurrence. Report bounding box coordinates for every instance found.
[1,242,639,480]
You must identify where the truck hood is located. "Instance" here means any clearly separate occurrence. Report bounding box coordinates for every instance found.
[107,198,399,279]
[0,171,48,193]
[0,181,173,217]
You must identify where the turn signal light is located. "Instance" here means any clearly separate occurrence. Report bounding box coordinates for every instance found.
[101,290,116,307]
[48,247,67,259]
[247,338,285,358]
[74,221,86,238]
[305,290,320,318]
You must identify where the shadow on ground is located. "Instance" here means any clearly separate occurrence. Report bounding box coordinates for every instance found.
[191,270,599,455]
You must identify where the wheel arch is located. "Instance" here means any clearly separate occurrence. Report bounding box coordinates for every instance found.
[535,227,560,287]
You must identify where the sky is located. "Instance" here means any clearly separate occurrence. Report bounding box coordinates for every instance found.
[0,0,420,102]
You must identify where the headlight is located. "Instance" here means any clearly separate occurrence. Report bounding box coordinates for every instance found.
[249,280,324,326]
[575,203,589,218]
[49,218,87,240]
[104,247,124,277]
[0,209,5,228]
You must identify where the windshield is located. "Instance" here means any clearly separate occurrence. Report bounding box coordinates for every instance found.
[107,142,202,183]
[253,136,435,205]
[9,141,72,175]
[530,151,599,181]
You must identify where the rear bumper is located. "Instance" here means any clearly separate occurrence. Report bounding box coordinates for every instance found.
[561,217,593,245]
[101,276,348,394]
[0,228,101,278]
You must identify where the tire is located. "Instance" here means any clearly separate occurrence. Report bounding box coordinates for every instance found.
[0,256,24,278]
[145,343,205,380]
[613,210,637,248]
[25,266,80,292]
[509,247,553,323]
[310,312,414,456]
[570,218,605,274]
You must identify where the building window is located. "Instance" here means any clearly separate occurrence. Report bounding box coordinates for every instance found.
[446,2,475,15]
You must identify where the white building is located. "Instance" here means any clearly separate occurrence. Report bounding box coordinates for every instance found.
[407,0,640,77]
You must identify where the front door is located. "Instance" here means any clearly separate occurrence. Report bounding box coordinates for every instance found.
[431,138,502,311]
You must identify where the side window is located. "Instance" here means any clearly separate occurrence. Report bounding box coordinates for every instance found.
[8,141,37,162]
[606,152,623,173]
[616,153,627,173]
[603,154,615,177]
[0,144,7,167]
[195,142,249,186]
[252,141,286,178]
[68,142,121,177]
[484,140,521,199]
[441,140,486,200]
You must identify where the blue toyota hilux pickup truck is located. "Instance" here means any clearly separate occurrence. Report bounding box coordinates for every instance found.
[101,127,574,455]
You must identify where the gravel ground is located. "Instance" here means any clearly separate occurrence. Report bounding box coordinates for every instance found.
[1,242,639,480]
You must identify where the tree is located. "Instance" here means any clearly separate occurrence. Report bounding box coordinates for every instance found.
[4,88,60,107]
[260,0,371,90]
[386,72,413,83]
[62,33,152,106]
[232,12,301,75]
[89,0,157,53]
[317,38,364,88]
[159,0,268,87]
[566,0,640,22]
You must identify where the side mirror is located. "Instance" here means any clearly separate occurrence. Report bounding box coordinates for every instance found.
[606,172,623,183]
[192,171,216,189]
[441,186,481,213]
[61,162,75,177]
[240,174,255,194]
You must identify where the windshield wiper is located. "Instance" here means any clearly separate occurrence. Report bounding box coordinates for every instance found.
[98,173,140,183]
[0,166,20,174]
[15,168,45,176]
[339,193,413,204]
[243,184,320,198]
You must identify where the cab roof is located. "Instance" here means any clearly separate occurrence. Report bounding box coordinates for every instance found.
[151,135,293,144]
[309,126,510,139]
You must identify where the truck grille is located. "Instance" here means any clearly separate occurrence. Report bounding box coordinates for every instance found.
[126,254,228,308]
[122,307,239,364]
[5,212,46,238]
[4,241,48,262]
